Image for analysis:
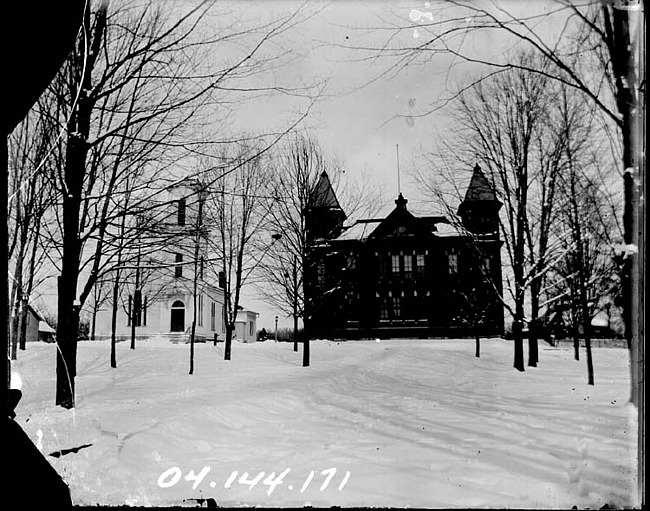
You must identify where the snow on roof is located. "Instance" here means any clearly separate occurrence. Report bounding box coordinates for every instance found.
[336,220,382,240]
[434,221,463,237]
[38,321,56,334]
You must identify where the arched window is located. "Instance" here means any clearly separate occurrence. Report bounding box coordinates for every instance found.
[171,300,185,332]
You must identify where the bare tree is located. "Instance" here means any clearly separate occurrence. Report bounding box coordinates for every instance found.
[430,54,562,372]
[545,85,624,385]
[37,0,316,408]
[205,143,273,362]
[344,0,642,406]
[7,105,57,358]
[259,133,379,365]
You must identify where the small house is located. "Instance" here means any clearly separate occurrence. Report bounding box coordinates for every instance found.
[235,309,259,343]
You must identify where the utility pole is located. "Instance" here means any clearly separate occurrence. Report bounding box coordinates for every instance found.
[274,315,278,342]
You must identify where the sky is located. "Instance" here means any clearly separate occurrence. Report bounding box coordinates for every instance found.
[227,0,559,329]
[25,0,577,332]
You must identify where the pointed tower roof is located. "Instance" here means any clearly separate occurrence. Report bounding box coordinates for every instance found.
[309,171,344,212]
[462,164,499,203]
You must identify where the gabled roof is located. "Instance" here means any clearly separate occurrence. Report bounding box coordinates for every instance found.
[368,194,438,239]
[463,164,499,203]
[333,194,452,242]
[309,172,345,213]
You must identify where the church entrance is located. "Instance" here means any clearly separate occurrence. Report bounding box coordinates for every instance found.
[170,300,185,332]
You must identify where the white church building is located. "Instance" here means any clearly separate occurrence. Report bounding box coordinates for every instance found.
[93,180,230,344]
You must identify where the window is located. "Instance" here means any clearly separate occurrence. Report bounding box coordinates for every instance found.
[416,254,426,277]
[210,302,216,331]
[250,321,254,336]
[380,298,390,319]
[482,256,491,275]
[347,252,357,270]
[175,253,183,278]
[129,291,144,327]
[391,254,400,273]
[317,261,326,285]
[403,254,413,279]
[448,250,458,275]
[177,198,186,226]
[392,297,402,318]
[198,294,204,327]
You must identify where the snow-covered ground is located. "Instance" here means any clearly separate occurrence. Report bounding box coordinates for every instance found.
[11,338,638,508]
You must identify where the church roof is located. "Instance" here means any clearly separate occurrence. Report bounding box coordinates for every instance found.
[463,164,499,203]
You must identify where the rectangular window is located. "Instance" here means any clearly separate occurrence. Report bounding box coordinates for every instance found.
[416,254,426,277]
[317,261,326,285]
[210,302,216,331]
[403,255,413,278]
[378,254,390,277]
[178,198,186,226]
[448,250,458,275]
[250,321,254,337]
[392,297,402,318]
[482,256,491,275]
[391,254,400,273]
[175,253,183,278]
[347,252,357,270]
[380,298,390,319]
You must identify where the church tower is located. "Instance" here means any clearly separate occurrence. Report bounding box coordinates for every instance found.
[305,172,347,243]
[457,164,501,236]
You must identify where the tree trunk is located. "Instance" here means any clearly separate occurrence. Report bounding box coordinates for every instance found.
[91,305,97,342]
[293,257,299,352]
[293,314,299,352]
[18,297,28,351]
[55,0,107,409]
[224,325,232,360]
[303,334,310,367]
[475,332,481,358]
[512,318,525,371]
[110,271,120,369]
[528,290,540,367]
[611,3,641,406]
[10,287,21,360]
[189,318,196,375]
[130,255,141,351]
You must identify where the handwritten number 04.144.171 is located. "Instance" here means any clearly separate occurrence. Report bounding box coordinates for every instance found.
[157,466,350,497]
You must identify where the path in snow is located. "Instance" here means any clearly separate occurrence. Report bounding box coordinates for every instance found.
[11,338,638,508]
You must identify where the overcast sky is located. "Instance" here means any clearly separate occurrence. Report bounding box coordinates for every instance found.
[232,0,560,329]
